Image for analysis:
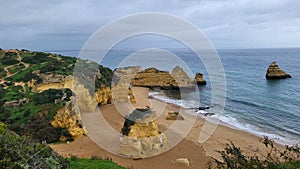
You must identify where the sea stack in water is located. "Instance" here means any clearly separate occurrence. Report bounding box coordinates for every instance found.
[265,62,291,80]
[194,73,206,85]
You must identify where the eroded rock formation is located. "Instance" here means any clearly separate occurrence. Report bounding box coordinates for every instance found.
[131,67,206,89]
[112,66,141,102]
[94,86,112,106]
[171,66,193,87]
[194,72,206,85]
[131,67,179,89]
[29,74,73,92]
[119,108,169,158]
[166,111,184,120]
[266,62,291,79]
[51,98,87,140]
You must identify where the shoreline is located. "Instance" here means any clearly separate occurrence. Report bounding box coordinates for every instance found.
[136,87,286,159]
[148,89,294,146]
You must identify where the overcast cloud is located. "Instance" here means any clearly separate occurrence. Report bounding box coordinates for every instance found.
[1,0,300,51]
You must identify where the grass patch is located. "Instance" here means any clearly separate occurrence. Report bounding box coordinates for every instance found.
[67,158,127,169]
[20,52,34,59]
[7,63,26,74]
[8,63,46,82]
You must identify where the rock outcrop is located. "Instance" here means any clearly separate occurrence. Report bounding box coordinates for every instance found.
[128,87,136,103]
[94,86,112,106]
[266,62,291,79]
[4,98,29,107]
[112,66,141,102]
[194,72,206,85]
[29,74,73,92]
[166,111,184,120]
[51,98,87,140]
[119,108,169,158]
[113,66,142,86]
[174,158,190,167]
[171,66,193,87]
[131,67,179,89]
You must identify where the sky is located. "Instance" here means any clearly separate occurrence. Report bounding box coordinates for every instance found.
[1,0,300,51]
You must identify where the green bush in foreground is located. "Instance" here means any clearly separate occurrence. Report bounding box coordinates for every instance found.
[0,122,128,169]
[212,137,300,169]
[0,122,68,169]
[67,157,127,169]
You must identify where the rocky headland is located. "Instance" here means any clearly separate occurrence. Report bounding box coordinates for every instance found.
[131,67,206,89]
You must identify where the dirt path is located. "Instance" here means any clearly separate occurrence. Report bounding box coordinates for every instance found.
[1,52,30,89]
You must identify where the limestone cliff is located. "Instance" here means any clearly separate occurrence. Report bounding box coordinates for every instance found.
[73,83,97,113]
[111,66,141,102]
[94,86,112,106]
[171,66,193,87]
[195,72,207,85]
[29,74,73,92]
[266,62,291,79]
[131,67,179,89]
[113,66,142,86]
[51,98,86,140]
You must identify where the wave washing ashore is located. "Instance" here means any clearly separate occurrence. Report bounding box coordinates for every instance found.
[56,48,300,146]
[148,90,298,146]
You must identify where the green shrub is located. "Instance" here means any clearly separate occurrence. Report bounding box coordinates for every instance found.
[0,123,68,168]
[22,113,73,143]
[22,52,56,64]
[67,158,127,169]
[7,63,25,74]
[212,137,300,169]
[33,89,72,105]
[95,65,113,89]
[1,56,19,65]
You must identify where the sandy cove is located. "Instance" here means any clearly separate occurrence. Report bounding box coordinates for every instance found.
[51,87,285,169]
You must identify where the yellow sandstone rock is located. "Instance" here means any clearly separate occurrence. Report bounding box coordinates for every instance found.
[94,86,112,106]
[119,108,169,158]
[112,66,140,103]
[51,98,87,139]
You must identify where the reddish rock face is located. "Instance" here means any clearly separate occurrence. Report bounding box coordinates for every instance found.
[266,62,291,80]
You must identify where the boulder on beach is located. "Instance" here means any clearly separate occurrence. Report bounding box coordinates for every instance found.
[166,111,184,120]
[194,72,206,85]
[265,62,291,80]
[174,158,190,167]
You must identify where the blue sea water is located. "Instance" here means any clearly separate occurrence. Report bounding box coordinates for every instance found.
[55,48,300,145]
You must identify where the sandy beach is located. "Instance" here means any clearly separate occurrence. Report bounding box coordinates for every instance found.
[51,87,285,169]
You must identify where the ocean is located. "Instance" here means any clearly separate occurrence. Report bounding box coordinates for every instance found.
[54,48,300,145]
